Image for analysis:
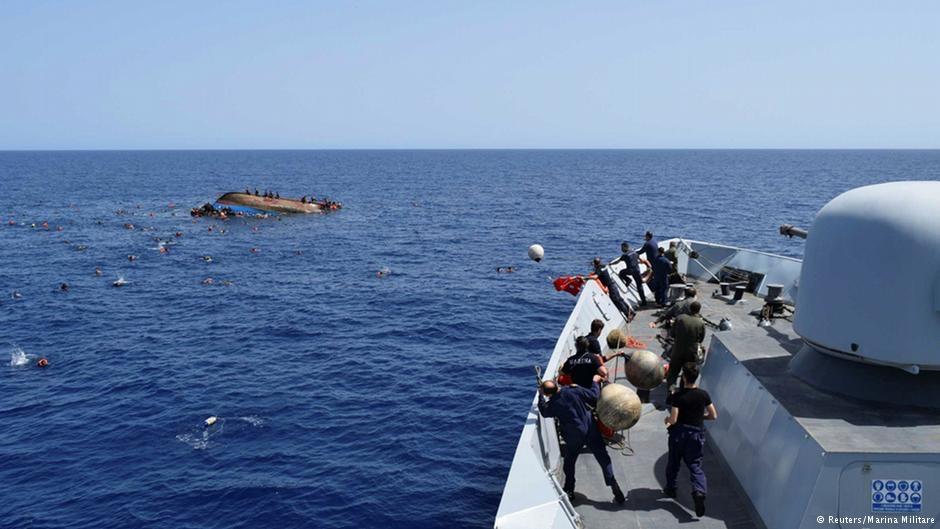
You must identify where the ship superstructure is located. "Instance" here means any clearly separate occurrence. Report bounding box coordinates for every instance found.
[496,182,940,529]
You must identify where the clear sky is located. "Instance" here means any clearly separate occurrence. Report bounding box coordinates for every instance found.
[2,1,938,149]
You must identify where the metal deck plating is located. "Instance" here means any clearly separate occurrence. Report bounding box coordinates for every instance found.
[495,239,940,529]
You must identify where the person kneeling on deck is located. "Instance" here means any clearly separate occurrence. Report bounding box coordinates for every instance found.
[664,364,717,517]
[560,335,609,387]
[538,376,625,504]
[651,287,697,330]
[665,301,706,391]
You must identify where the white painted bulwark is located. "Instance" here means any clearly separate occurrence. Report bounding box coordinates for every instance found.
[794,181,940,371]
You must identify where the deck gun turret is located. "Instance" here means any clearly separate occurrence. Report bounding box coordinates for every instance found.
[778,224,807,239]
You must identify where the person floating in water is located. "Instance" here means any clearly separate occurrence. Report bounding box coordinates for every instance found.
[496,266,515,273]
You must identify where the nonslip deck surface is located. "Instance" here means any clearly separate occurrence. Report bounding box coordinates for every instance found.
[570,278,940,528]
[569,288,763,529]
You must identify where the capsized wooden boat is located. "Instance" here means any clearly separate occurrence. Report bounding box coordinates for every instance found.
[213,192,340,215]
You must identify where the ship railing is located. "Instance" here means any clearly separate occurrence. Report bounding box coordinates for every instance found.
[495,282,613,528]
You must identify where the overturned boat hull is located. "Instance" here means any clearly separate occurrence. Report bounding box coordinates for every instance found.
[214,192,327,215]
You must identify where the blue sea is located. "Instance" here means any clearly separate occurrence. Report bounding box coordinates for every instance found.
[2,150,939,529]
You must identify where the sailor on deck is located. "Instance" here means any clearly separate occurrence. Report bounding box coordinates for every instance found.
[593,258,635,322]
[560,335,608,387]
[637,231,659,271]
[652,287,697,329]
[664,364,717,517]
[665,301,706,390]
[586,319,605,359]
[611,241,648,305]
[538,377,625,504]
[665,241,683,284]
[650,247,673,306]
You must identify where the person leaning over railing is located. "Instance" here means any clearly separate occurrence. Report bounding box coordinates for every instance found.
[538,375,625,505]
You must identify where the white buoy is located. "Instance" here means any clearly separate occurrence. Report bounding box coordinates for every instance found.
[204,416,218,427]
[528,244,544,262]
[596,384,642,430]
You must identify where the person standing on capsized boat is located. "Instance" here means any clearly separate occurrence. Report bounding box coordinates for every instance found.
[538,376,625,505]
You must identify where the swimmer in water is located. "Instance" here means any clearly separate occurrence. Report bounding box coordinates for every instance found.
[377,267,391,278]
[95,267,103,276]
[250,247,260,254]
[128,255,138,262]
[11,290,22,299]
[202,255,213,263]
[202,277,214,285]
[37,358,49,368]
[59,283,69,292]
[496,266,516,273]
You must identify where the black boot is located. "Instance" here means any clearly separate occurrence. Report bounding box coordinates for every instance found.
[564,489,576,504]
[611,483,625,504]
[692,491,706,517]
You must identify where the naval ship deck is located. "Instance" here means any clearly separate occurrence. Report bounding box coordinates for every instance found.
[496,238,940,529]
[568,282,764,529]
[572,278,940,528]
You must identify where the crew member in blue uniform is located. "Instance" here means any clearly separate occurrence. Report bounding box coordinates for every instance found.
[586,319,605,359]
[560,335,608,387]
[593,258,635,322]
[538,376,625,504]
[650,247,673,306]
[664,364,717,517]
[611,241,648,305]
[637,231,659,268]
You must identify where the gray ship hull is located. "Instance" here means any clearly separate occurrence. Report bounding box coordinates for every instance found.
[495,239,940,529]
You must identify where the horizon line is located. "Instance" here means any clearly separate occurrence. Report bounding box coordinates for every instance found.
[1,147,939,152]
